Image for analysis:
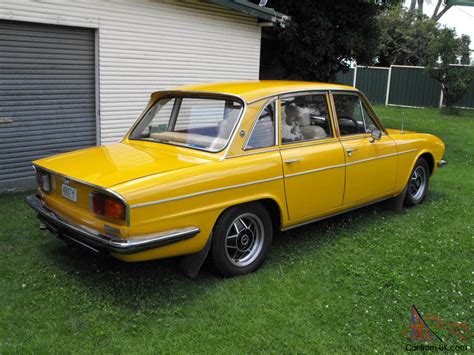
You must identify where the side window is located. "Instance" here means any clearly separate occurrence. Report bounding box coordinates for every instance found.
[333,94,379,136]
[281,94,332,144]
[246,101,275,150]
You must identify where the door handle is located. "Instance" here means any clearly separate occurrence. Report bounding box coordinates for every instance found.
[284,159,301,164]
[346,148,357,157]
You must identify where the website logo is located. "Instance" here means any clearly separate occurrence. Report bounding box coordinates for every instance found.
[402,305,470,352]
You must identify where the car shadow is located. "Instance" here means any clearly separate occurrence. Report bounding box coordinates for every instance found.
[44,240,222,308]
[43,195,443,310]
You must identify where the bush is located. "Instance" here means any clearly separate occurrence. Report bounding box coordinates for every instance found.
[426,28,473,114]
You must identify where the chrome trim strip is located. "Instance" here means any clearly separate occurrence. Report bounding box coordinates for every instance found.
[152,89,247,103]
[284,149,418,178]
[25,194,199,254]
[131,176,283,208]
[275,97,280,148]
[247,88,357,105]
[328,90,342,138]
[285,163,346,178]
[131,149,418,208]
[226,148,280,159]
[346,149,417,166]
[280,137,338,150]
[243,97,277,151]
[223,98,249,159]
[32,164,131,226]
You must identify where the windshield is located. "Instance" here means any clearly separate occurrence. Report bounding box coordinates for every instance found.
[129,96,243,152]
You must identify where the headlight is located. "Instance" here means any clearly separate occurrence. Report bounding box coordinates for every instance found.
[91,192,126,221]
[36,169,51,192]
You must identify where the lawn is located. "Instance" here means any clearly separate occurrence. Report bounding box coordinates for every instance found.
[0,105,472,353]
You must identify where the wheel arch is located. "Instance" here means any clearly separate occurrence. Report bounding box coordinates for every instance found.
[212,197,284,235]
[417,151,435,175]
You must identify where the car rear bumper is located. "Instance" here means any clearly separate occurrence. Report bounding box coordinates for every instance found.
[25,194,200,255]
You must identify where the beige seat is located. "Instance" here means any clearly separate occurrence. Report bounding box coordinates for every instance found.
[284,106,327,141]
[300,125,327,140]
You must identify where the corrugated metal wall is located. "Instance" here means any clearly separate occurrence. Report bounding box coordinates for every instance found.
[335,69,354,87]
[0,0,262,145]
[335,65,474,109]
[355,67,388,104]
[388,66,441,107]
[0,20,96,191]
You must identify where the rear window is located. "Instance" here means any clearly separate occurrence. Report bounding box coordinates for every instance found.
[130,96,243,152]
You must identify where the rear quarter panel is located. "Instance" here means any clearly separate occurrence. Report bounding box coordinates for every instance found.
[112,151,287,261]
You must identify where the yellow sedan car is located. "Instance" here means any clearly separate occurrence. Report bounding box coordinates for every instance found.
[26,81,447,277]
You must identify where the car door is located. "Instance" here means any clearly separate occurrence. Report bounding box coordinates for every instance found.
[279,92,346,222]
[332,92,397,205]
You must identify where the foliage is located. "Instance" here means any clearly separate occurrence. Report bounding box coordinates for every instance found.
[376,6,438,67]
[426,28,474,113]
[259,0,389,81]
[1,106,473,352]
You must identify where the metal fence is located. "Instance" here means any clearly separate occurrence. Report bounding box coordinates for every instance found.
[335,64,474,109]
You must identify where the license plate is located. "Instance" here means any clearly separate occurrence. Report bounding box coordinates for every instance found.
[61,184,77,202]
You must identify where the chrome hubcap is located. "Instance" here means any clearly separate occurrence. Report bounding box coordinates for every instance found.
[225,213,264,267]
[410,166,427,200]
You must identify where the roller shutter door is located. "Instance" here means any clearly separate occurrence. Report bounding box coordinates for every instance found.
[0,20,96,192]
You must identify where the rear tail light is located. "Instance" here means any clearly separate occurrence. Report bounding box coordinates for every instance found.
[91,192,126,221]
[36,169,51,192]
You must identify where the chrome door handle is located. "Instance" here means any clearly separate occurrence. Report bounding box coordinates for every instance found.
[346,148,357,157]
[284,159,300,164]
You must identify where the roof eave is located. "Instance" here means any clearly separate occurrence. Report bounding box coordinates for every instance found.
[205,0,290,27]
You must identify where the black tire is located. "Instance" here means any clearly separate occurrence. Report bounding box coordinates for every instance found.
[404,157,430,207]
[211,202,273,277]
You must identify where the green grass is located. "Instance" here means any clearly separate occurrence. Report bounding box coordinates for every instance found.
[1,106,473,353]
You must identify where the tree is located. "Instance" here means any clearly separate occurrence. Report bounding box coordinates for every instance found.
[459,34,471,64]
[377,6,438,67]
[409,0,452,20]
[258,0,392,82]
[426,28,473,113]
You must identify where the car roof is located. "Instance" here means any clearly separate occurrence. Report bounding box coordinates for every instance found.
[160,80,356,103]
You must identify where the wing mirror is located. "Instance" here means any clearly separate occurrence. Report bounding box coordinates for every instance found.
[370,129,382,143]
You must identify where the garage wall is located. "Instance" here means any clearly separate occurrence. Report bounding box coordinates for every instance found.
[0,0,262,145]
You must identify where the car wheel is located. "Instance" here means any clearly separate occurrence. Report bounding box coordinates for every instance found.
[404,157,430,206]
[211,203,273,277]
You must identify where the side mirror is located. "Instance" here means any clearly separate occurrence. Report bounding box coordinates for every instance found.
[370,129,382,143]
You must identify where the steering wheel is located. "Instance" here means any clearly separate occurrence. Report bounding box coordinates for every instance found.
[337,115,360,134]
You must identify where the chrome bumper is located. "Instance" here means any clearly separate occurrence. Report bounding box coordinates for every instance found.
[25,194,199,255]
[438,159,448,168]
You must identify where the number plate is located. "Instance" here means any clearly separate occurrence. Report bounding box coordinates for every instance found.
[61,184,77,202]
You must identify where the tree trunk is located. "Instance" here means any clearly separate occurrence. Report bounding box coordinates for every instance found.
[409,0,417,11]
[417,0,424,14]
[432,5,452,21]
[444,88,455,109]
[432,0,442,19]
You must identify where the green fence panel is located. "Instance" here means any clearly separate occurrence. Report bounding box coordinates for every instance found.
[388,66,441,107]
[355,67,389,104]
[335,69,354,86]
